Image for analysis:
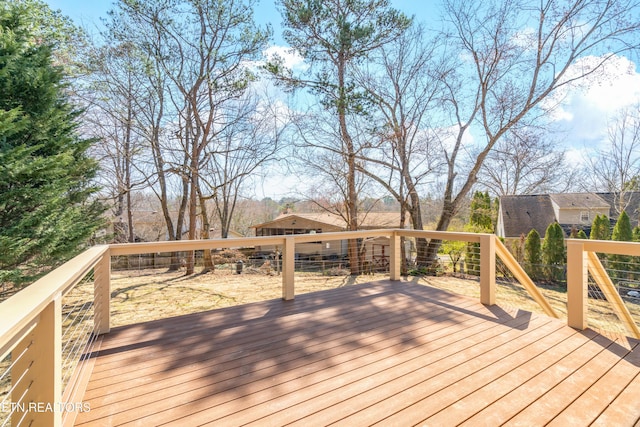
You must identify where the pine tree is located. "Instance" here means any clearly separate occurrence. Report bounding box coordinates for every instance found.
[590,214,611,240]
[0,3,103,285]
[577,229,588,239]
[465,191,493,275]
[612,211,633,241]
[542,222,566,282]
[524,229,542,280]
[609,211,632,279]
[469,191,493,231]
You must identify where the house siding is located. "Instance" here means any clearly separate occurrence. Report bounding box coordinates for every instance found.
[553,206,609,225]
[497,192,640,239]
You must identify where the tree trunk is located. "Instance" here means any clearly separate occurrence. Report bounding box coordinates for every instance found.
[185,104,198,276]
[399,205,408,275]
[346,152,359,275]
[336,52,360,275]
[125,92,135,243]
[421,200,457,269]
[186,170,197,275]
[199,189,214,273]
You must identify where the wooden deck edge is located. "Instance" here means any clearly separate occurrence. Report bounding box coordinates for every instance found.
[62,334,103,427]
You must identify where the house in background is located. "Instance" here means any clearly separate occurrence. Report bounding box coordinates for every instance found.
[496,192,640,239]
[548,193,611,227]
[252,212,404,264]
[496,195,557,239]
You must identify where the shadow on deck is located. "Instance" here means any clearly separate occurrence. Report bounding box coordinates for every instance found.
[75,280,640,426]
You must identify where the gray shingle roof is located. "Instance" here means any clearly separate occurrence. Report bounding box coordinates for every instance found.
[549,193,609,209]
[499,191,640,238]
[500,194,557,238]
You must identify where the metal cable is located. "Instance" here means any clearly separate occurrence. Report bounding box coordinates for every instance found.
[0,341,32,384]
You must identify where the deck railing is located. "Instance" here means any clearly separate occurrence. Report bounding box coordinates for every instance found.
[4,230,638,426]
[567,238,640,339]
[0,246,108,427]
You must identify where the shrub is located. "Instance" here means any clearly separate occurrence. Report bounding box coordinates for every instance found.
[524,229,542,280]
[542,223,565,282]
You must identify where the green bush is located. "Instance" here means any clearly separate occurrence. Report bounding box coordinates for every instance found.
[524,229,542,280]
[542,223,565,282]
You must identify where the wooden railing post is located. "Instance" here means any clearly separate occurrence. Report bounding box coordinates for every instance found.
[480,234,496,306]
[93,251,111,335]
[389,231,401,281]
[282,237,295,300]
[12,296,62,427]
[567,240,588,330]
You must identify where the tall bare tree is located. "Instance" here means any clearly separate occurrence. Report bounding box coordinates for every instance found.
[582,105,640,213]
[195,91,285,271]
[205,93,284,238]
[83,42,149,243]
[354,23,448,263]
[420,0,640,264]
[108,0,270,274]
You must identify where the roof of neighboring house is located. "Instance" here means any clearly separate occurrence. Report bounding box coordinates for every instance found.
[252,212,403,230]
[358,212,403,228]
[596,192,640,224]
[499,191,640,238]
[549,193,610,209]
[499,194,557,238]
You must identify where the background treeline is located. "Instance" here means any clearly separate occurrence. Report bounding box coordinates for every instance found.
[3,0,640,285]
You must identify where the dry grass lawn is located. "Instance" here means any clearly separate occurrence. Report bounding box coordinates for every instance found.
[107,267,640,337]
[109,268,389,327]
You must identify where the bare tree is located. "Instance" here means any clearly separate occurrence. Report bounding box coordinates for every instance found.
[353,23,448,264]
[477,127,576,196]
[196,92,284,271]
[269,0,410,274]
[82,42,151,243]
[582,105,640,213]
[420,0,640,264]
[108,0,269,274]
[97,12,188,268]
[291,110,369,219]
[201,93,285,239]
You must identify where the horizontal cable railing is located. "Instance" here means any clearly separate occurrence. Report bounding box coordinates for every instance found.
[567,239,640,339]
[0,246,108,427]
[12,230,628,426]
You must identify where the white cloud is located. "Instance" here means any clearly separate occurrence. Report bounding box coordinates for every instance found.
[545,54,640,145]
[263,45,307,71]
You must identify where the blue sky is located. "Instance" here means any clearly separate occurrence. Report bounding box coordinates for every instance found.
[45,0,438,44]
[43,1,640,145]
[43,0,640,197]
[44,0,434,21]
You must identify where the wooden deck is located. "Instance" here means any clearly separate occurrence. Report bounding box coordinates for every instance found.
[74,280,640,426]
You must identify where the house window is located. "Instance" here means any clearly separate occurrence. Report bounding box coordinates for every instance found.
[580,211,589,222]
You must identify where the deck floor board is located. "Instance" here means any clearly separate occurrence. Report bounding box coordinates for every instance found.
[74,280,640,426]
